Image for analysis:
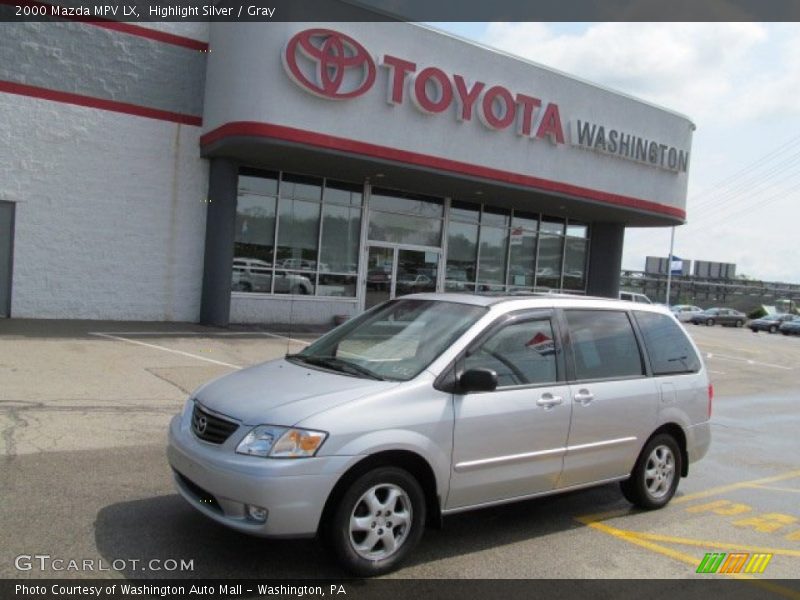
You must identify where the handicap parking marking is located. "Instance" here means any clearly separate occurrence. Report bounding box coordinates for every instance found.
[575,470,800,598]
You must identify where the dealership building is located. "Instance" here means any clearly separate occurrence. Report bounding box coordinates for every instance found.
[0,17,693,325]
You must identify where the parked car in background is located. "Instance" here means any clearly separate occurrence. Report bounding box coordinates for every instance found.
[395,272,434,294]
[232,258,313,295]
[168,294,711,576]
[671,305,704,322]
[689,308,746,327]
[619,291,652,304]
[750,313,797,334]
[779,316,800,336]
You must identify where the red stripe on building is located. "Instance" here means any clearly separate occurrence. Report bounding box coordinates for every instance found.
[0,80,202,126]
[201,121,686,220]
[3,0,208,51]
[86,22,208,51]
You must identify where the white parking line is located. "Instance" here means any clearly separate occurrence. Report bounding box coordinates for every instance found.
[705,352,793,370]
[89,332,243,369]
[93,330,312,346]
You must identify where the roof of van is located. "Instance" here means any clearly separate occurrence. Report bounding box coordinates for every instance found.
[397,292,671,314]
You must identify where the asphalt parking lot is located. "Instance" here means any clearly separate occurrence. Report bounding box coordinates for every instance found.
[0,318,798,587]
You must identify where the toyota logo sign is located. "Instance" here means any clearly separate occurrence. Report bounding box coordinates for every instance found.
[283,29,376,100]
[197,416,207,435]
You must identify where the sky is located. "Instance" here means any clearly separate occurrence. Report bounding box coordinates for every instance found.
[433,22,800,283]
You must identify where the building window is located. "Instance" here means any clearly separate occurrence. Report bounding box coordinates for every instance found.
[445,204,590,295]
[445,201,479,292]
[563,222,589,291]
[536,217,565,290]
[232,170,362,297]
[477,206,509,291]
[508,211,538,290]
[368,188,443,247]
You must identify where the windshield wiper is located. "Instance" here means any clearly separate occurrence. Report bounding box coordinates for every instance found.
[287,354,385,380]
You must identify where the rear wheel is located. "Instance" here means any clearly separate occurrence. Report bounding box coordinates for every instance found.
[621,434,682,510]
[324,467,425,576]
[706,319,715,326]
[735,320,743,328]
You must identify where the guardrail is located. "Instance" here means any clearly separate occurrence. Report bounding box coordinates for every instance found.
[620,271,800,312]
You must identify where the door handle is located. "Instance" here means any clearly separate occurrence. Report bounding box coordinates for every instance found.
[574,389,594,406]
[536,393,563,409]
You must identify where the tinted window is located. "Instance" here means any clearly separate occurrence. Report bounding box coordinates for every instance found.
[465,318,558,387]
[635,311,701,375]
[564,310,644,380]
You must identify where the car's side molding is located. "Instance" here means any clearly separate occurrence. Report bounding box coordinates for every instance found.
[454,436,638,472]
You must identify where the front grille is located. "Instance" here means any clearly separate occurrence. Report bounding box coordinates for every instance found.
[191,402,239,444]
[174,470,222,513]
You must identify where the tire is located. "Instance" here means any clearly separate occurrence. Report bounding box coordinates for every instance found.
[620,434,682,510]
[706,319,715,327]
[735,320,743,328]
[290,285,308,295]
[324,467,426,577]
[233,281,252,292]
[769,325,778,334]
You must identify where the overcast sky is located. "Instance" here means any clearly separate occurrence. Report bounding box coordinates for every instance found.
[434,22,800,283]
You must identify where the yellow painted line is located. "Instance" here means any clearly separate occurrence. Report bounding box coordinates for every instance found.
[673,470,800,504]
[575,516,703,566]
[627,531,800,557]
[577,518,800,600]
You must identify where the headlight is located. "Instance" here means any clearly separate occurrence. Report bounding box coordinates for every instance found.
[236,426,327,458]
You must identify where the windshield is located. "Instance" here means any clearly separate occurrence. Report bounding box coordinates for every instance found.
[291,299,487,381]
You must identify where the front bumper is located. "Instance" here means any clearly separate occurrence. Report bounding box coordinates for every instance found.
[167,415,356,537]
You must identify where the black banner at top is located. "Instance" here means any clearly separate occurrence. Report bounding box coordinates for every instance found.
[3,0,800,22]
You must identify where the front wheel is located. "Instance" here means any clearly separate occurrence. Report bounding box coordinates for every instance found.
[769,325,778,334]
[325,467,426,577]
[735,320,743,328]
[706,319,715,326]
[620,434,682,510]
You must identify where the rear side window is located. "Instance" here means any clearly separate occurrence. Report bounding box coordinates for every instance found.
[564,310,644,380]
[634,311,701,375]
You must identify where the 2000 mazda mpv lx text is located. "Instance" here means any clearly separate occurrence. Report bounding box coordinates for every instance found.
[167,294,711,575]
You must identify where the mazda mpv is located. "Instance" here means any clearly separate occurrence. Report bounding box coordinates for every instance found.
[167,294,711,575]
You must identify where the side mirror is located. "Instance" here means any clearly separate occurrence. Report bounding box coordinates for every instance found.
[458,368,498,393]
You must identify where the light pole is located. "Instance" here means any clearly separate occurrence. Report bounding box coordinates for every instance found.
[665,226,675,305]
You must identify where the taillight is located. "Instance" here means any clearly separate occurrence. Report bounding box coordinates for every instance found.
[707,383,714,418]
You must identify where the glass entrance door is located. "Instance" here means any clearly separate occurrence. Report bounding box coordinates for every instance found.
[365,246,394,310]
[365,246,439,310]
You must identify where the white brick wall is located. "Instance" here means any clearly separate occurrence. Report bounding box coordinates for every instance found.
[0,93,209,320]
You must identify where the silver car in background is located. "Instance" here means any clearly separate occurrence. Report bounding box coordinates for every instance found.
[167,294,711,575]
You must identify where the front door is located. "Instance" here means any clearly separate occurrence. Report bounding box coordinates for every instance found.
[448,311,572,509]
[364,246,439,310]
[0,201,13,317]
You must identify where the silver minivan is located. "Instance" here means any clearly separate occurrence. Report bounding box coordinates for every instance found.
[167,294,711,575]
